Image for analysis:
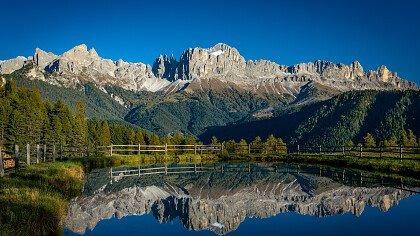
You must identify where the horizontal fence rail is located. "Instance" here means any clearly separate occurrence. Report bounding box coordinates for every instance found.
[108,163,420,193]
[1,142,419,177]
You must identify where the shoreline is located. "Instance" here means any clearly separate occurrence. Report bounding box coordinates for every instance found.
[0,154,419,235]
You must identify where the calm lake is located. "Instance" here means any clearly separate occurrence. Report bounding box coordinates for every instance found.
[64,163,420,235]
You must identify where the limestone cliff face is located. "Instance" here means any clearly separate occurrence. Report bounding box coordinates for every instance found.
[65,172,413,235]
[0,56,27,74]
[151,43,416,97]
[1,43,417,102]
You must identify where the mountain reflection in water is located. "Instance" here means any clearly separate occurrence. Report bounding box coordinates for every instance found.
[64,163,419,235]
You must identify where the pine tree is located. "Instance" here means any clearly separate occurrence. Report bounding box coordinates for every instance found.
[100,121,111,146]
[363,133,376,148]
[238,139,248,154]
[171,132,184,145]
[265,134,277,153]
[407,129,418,146]
[276,138,287,154]
[88,118,100,146]
[134,129,146,145]
[126,128,136,145]
[346,140,355,147]
[149,133,161,145]
[384,136,398,146]
[185,135,196,145]
[251,136,262,146]
[401,129,409,146]
[211,136,219,145]
[72,101,88,146]
[225,140,236,154]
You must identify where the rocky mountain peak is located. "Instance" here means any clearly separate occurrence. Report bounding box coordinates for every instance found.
[0,56,27,74]
[377,65,390,82]
[33,48,57,69]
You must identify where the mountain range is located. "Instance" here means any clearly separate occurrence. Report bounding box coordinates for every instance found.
[65,165,416,235]
[1,43,418,142]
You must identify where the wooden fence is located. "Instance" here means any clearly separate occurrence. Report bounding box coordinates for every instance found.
[1,143,419,177]
[109,163,419,193]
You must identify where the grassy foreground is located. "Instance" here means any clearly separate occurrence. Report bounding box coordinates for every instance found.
[0,162,83,236]
[0,153,419,235]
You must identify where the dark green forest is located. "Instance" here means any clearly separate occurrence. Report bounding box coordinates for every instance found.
[0,81,198,149]
[200,90,420,146]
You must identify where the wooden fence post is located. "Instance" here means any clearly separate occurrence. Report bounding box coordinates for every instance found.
[138,144,141,155]
[36,144,40,163]
[319,145,322,155]
[248,144,251,154]
[110,144,113,156]
[379,145,383,158]
[359,144,363,158]
[194,144,197,154]
[52,145,56,162]
[0,148,4,177]
[400,144,403,160]
[60,145,63,160]
[43,145,46,162]
[26,144,30,166]
[165,143,168,155]
[14,144,19,171]
[342,145,345,156]
[221,142,224,155]
[297,145,300,155]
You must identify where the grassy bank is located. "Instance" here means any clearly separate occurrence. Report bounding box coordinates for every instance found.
[221,153,420,178]
[0,153,418,235]
[0,162,84,236]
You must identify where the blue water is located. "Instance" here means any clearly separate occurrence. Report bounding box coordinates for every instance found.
[64,194,420,236]
[64,164,420,236]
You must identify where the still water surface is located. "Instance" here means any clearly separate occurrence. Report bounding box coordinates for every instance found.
[64,163,420,235]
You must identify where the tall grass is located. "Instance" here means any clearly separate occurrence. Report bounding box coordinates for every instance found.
[0,162,83,235]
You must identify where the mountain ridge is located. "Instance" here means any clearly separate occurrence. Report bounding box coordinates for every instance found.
[1,43,416,101]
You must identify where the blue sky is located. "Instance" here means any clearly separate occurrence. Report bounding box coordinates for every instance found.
[1,0,419,84]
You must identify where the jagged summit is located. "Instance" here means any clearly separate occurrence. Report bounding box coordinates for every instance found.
[0,43,417,98]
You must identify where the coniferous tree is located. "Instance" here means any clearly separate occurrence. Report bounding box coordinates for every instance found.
[211,136,219,145]
[265,134,277,153]
[171,132,184,145]
[149,132,161,145]
[134,129,146,145]
[363,133,376,148]
[225,140,236,154]
[238,139,248,154]
[276,138,287,153]
[100,121,111,146]
[384,136,398,146]
[88,118,100,146]
[72,101,88,145]
[185,135,196,145]
[126,128,136,145]
[346,140,355,147]
[401,129,409,146]
[407,129,418,146]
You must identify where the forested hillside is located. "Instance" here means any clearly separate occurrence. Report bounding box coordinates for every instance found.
[0,81,199,149]
[125,79,290,135]
[2,65,128,121]
[200,90,420,146]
